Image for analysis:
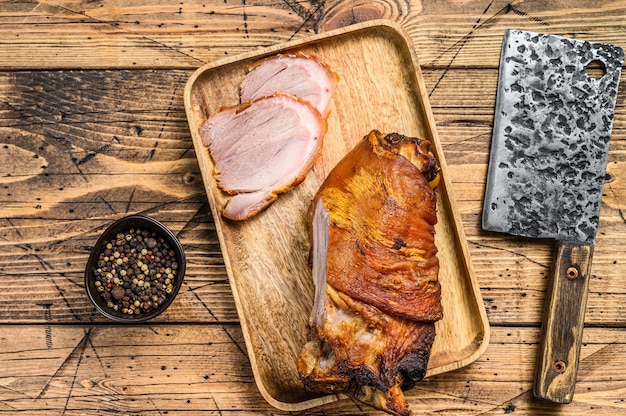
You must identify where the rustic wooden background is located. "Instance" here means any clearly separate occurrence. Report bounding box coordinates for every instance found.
[1,0,626,414]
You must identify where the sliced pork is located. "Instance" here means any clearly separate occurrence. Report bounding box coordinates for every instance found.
[200,93,326,221]
[240,53,339,116]
[296,130,442,416]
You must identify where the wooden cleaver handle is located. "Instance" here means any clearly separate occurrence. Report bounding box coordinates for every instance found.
[534,240,594,404]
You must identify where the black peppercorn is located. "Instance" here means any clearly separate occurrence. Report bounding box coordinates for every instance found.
[112,286,125,300]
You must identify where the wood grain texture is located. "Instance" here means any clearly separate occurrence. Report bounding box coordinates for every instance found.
[1,0,625,69]
[0,69,237,324]
[1,0,626,414]
[185,20,489,410]
[2,325,626,415]
[534,242,593,404]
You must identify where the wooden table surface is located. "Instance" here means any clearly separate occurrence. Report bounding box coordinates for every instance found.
[1,1,625,415]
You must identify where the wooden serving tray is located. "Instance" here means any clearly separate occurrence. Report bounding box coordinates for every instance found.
[184,20,489,411]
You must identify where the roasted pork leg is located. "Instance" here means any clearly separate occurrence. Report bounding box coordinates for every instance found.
[297,130,442,416]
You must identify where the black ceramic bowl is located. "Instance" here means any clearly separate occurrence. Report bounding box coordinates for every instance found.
[85,215,186,322]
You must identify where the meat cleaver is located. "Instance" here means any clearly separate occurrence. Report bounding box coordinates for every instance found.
[483,29,624,404]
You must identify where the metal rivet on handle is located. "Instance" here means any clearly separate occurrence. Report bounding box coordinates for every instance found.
[554,361,567,373]
[566,267,579,280]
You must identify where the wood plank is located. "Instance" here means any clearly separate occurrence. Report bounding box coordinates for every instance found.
[0,69,238,323]
[1,67,625,326]
[410,0,626,69]
[1,0,625,413]
[1,0,626,69]
[2,325,626,414]
[0,211,239,324]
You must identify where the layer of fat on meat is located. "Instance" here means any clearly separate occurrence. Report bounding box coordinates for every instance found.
[240,54,339,117]
[221,189,275,221]
[311,198,330,328]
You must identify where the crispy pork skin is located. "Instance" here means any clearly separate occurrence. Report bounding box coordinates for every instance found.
[240,53,339,116]
[200,93,327,220]
[297,130,441,416]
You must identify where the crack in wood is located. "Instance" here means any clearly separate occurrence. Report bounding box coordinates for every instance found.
[427,0,523,68]
[49,276,82,322]
[6,217,23,239]
[176,202,231,321]
[98,195,117,214]
[428,0,500,97]
[60,327,91,415]
[36,0,205,66]
[125,187,136,213]
[468,240,550,269]
[143,393,165,416]
[69,150,89,183]
[75,143,111,167]
[21,1,44,25]
[35,328,92,400]
[577,341,623,379]
[508,5,550,26]
[242,0,249,38]
[426,0,553,97]
[145,141,158,162]
[210,394,223,415]
[441,131,492,150]
[0,385,23,409]
[158,82,180,141]
[220,325,249,361]
[348,397,368,413]
[410,381,500,408]
[183,280,219,322]
[176,202,209,239]
[179,143,195,160]
[283,0,326,41]
[472,342,625,414]
[607,182,626,225]
[28,253,83,321]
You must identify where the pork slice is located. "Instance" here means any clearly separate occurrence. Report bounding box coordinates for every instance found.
[200,93,327,220]
[240,54,339,116]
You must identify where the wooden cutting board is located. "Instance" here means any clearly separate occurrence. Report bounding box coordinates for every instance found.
[184,19,489,411]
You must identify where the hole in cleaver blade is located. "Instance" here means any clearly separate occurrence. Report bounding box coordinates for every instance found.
[482,29,625,245]
[585,59,607,79]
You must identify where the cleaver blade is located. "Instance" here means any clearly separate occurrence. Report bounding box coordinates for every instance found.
[483,29,624,404]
